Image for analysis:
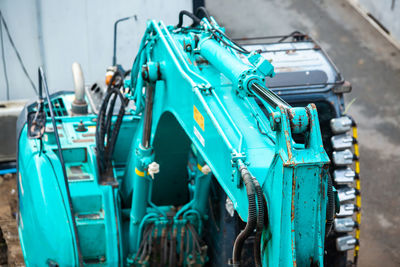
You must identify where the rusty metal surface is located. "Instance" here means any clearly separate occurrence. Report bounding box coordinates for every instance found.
[208,0,400,266]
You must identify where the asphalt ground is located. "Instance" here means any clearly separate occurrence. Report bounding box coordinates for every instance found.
[208,0,400,266]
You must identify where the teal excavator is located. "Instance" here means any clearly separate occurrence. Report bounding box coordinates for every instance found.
[17,8,361,267]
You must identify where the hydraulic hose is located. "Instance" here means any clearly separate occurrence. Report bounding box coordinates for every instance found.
[169,227,177,267]
[232,166,257,266]
[252,178,265,267]
[195,7,211,21]
[325,173,335,237]
[176,10,201,28]
[96,89,115,172]
[95,71,127,177]
[105,89,126,161]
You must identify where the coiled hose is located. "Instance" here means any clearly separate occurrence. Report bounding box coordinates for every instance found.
[252,178,265,267]
[95,71,127,176]
[231,166,257,266]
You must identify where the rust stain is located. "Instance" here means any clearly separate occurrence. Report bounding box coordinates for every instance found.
[305,106,312,130]
[320,171,324,197]
[82,133,95,137]
[291,172,296,222]
[319,169,326,213]
[291,231,296,266]
[72,138,94,143]
[195,57,209,65]
[284,130,293,160]
[291,234,297,267]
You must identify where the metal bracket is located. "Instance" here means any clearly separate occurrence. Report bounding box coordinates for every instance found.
[142,62,161,82]
[27,101,46,139]
[197,83,212,95]
[231,152,247,187]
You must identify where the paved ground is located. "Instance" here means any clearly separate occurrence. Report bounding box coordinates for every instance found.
[208,0,400,266]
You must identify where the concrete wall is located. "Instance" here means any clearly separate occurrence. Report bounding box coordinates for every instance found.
[356,0,400,42]
[0,0,192,101]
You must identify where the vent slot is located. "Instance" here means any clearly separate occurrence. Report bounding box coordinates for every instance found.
[44,98,68,117]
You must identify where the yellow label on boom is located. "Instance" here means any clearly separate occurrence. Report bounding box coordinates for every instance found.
[193,105,205,131]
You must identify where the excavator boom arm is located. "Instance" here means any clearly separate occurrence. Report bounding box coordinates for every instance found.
[125,18,331,266]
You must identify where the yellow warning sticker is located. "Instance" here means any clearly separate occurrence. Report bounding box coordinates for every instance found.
[193,105,204,131]
[135,168,145,177]
[135,168,148,177]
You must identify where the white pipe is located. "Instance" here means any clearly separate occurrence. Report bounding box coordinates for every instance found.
[72,62,85,103]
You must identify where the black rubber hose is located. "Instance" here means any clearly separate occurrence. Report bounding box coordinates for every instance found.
[169,228,177,267]
[105,89,127,165]
[195,7,211,21]
[325,173,335,237]
[252,178,265,267]
[135,223,154,263]
[212,27,250,54]
[179,227,185,266]
[96,89,116,173]
[232,166,257,265]
[104,92,118,158]
[187,223,202,252]
[95,89,116,173]
[130,42,148,92]
[176,10,201,28]
[96,70,121,154]
[278,31,303,43]
[161,227,168,265]
[96,90,112,152]
[95,70,126,175]
[105,92,118,141]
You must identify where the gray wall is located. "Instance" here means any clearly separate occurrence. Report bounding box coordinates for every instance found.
[357,0,400,42]
[0,0,192,101]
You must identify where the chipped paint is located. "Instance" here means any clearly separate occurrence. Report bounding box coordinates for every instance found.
[291,172,296,222]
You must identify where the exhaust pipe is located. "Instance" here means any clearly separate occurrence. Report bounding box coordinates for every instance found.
[71,62,88,114]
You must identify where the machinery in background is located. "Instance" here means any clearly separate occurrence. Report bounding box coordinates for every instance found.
[236,33,361,266]
[0,100,27,266]
[16,8,360,267]
[0,100,26,172]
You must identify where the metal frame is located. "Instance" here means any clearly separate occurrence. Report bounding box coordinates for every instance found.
[38,67,84,266]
